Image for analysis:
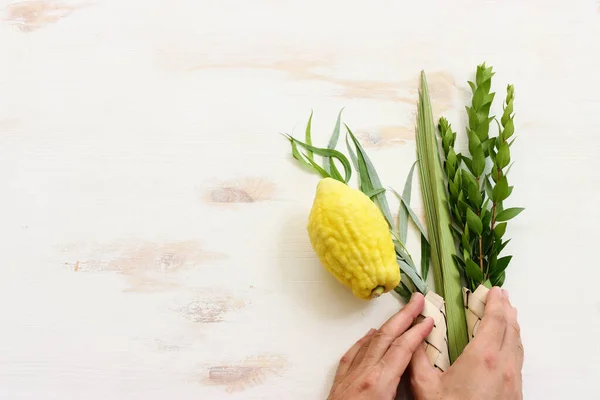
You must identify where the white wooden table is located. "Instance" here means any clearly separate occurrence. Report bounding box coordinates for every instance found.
[1,1,599,398]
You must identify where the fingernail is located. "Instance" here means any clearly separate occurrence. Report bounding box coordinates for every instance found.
[502,289,510,300]
[410,292,422,302]
[367,328,376,336]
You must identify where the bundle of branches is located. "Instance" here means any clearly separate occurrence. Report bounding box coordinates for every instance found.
[283,62,522,369]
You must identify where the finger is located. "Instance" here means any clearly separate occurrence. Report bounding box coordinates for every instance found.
[472,286,507,350]
[334,328,376,381]
[500,290,524,367]
[364,293,426,363]
[380,317,435,381]
[350,331,376,370]
[409,341,441,389]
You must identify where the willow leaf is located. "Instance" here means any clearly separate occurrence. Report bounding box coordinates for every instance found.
[289,138,316,171]
[346,125,394,229]
[305,110,314,161]
[398,161,418,243]
[288,136,352,183]
[324,108,344,173]
[392,188,428,240]
[304,152,331,178]
[397,258,427,293]
[345,135,359,172]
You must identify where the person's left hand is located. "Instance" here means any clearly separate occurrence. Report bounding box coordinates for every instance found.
[328,293,434,400]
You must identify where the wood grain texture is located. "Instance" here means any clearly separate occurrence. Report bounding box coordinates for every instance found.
[1,0,599,399]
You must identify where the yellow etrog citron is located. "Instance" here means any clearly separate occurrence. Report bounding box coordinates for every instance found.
[307,177,400,300]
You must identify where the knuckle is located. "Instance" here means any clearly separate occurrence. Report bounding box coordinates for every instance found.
[517,341,525,356]
[339,355,352,365]
[510,322,521,336]
[358,371,380,392]
[390,336,408,351]
[490,308,507,324]
[502,367,516,383]
[373,329,393,342]
[482,349,499,370]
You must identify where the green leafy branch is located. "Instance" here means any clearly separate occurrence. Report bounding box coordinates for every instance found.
[439,63,524,291]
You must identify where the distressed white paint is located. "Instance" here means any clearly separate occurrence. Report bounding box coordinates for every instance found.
[0,0,599,399]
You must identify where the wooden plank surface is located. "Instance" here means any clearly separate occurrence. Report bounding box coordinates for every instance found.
[1,0,599,398]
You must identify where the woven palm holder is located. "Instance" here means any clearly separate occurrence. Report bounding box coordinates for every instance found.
[415,291,450,372]
[462,285,490,340]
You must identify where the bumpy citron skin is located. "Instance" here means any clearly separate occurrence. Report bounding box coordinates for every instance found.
[307,178,400,300]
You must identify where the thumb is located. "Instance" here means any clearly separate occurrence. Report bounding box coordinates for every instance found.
[409,344,440,388]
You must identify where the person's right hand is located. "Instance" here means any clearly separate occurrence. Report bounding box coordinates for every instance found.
[410,287,524,400]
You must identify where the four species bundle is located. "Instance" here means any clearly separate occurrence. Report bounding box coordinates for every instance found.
[284,63,522,367]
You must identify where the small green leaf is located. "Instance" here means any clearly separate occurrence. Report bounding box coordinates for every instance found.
[492,176,509,203]
[452,206,464,226]
[468,183,483,208]
[476,119,490,141]
[467,81,477,93]
[496,141,510,169]
[482,209,493,230]
[447,147,458,167]
[494,238,511,254]
[465,258,484,283]
[449,181,459,202]
[462,169,478,191]
[494,223,507,239]
[503,119,515,139]
[466,208,483,236]
[445,162,456,182]
[463,157,473,174]
[483,279,493,289]
[472,145,486,177]
[496,207,524,222]
[491,270,506,287]
[484,176,494,198]
[458,198,470,215]
[490,255,512,276]
[450,222,463,237]
[467,129,481,155]
[452,254,466,270]
[462,229,471,249]
[472,87,485,111]
[489,252,498,271]
[481,138,494,155]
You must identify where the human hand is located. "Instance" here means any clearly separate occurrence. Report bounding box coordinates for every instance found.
[328,293,434,400]
[410,287,524,400]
